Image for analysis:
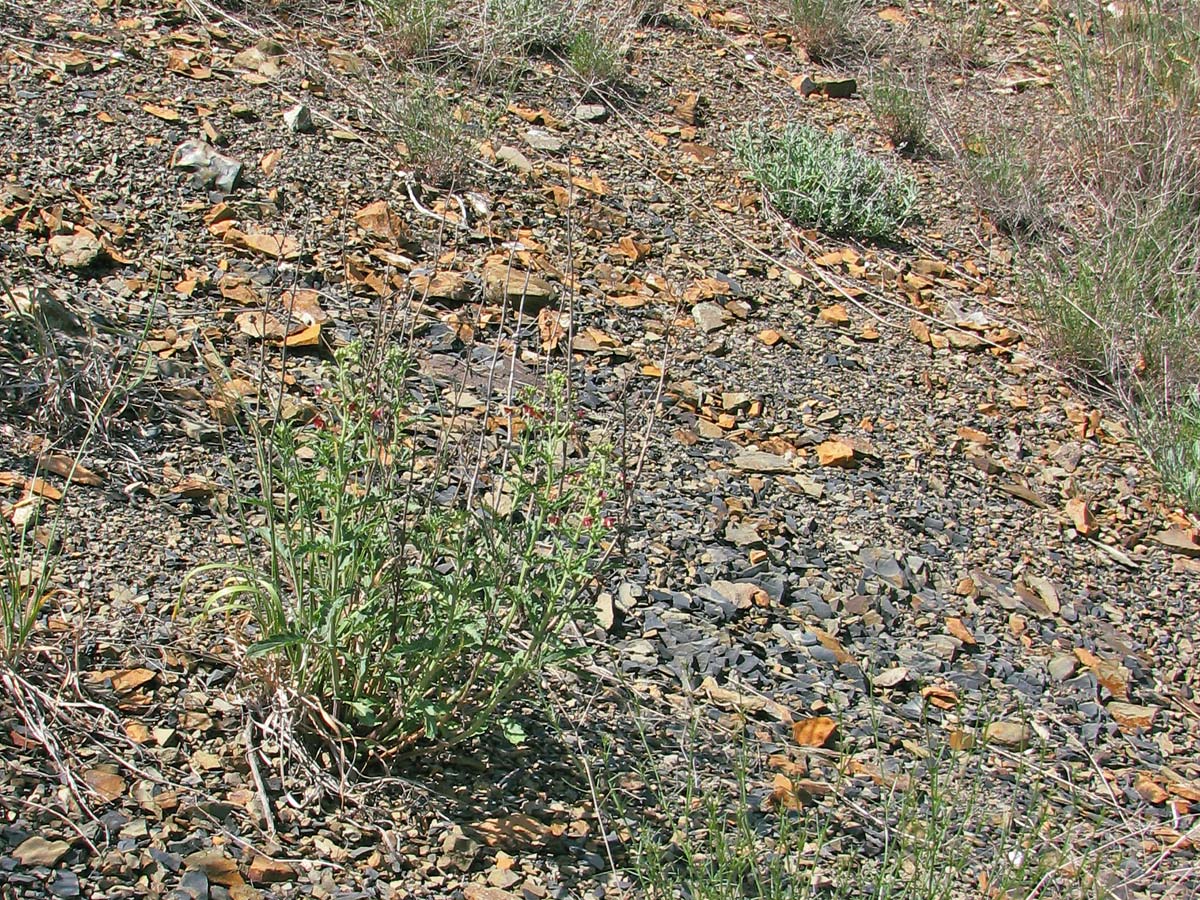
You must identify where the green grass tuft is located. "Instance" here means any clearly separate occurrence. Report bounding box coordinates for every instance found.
[568,25,623,84]
[1154,389,1200,510]
[597,709,1127,900]
[867,72,932,155]
[961,125,1053,236]
[788,0,864,62]
[370,0,448,54]
[1020,0,1200,508]
[395,78,473,187]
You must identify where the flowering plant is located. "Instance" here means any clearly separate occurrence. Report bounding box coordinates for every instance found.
[184,345,615,756]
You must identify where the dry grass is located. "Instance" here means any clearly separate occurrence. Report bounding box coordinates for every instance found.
[867,67,933,156]
[788,0,866,62]
[1026,0,1200,506]
[957,114,1055,236]
[933,0,992,68]
[369,0,639,83]
[915,0,1200,507]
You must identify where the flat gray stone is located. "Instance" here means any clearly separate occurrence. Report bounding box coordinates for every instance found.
[595,592,615,631]
[732,450,792,473]
[709,580,762,609]
[49,233,103,269]
[178,869,209,900]
[861,548,907,591]
[724,521,764,547]
[788,474,824,498]
[927,634,960,661]
[48,871,81,899]
[692,301,730,334]
[496,145,533,173]
[622,638,657,659]
[1049,654,1077,682]
[14,836,70,867]
[283,102,314,132]
[985,720,1032,747]
[573,103,608,122]
[483,264,558,311]
[524,128,563,152]
[873,666,909,688]
[172,139,242,193]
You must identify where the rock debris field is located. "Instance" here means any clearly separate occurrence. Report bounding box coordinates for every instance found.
[0,0,1198,898]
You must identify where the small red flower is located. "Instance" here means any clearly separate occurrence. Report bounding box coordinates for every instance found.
[581,515,594,527]
[372,406,384,422]
[548,514,561,526]
[312,414,327,430]
[602,516,616,529]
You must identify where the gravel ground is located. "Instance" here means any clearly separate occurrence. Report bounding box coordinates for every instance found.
[1,0,1197,897]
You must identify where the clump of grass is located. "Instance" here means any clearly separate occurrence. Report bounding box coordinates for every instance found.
[1027,193,1200,499]
[1028,195,1198,379]
[597,708,1152,900]
[371,0,448,54]
[1,280,141,442]
[623,766,836,899]
[1021,0,1200,507]
[936,0,991,68]
[481,0,576,57]
[788,0,864,62]
[1157,390,1200,509]
[867,71,932,155]
[451,0,641,82]
[0,516,57,662]
[734,123,918,239]
[0,282,127,657]
[183,343,614,758]
[568,24,623,84]
[394,78,473,186]
[960,124,1053,236]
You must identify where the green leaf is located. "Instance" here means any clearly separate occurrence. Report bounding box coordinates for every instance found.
[500,718,527,745]
[349,698,377,725]
[247,633,302,657]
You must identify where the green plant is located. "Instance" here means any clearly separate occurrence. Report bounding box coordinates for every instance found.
[867,72,932,155]
[184,343,613,756]
[788,0,864,62]
[0,516,57,661]
[960,125,1052,235]
[1,280,140,442]
[371,0,448,54]
[935,0,991,68]
[479,0,576,57]
[568,24,623,84]
[1029,195,1198,378]
[395,78,473,187]
[734,124,918,239]
[625,767,833,899]
[1027,195,1200,508]
[0,281,127,659]
[459,0,643,81]
[603,715,1122,900]
[1014,0,1200,508]
[1156,389,1200,509]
